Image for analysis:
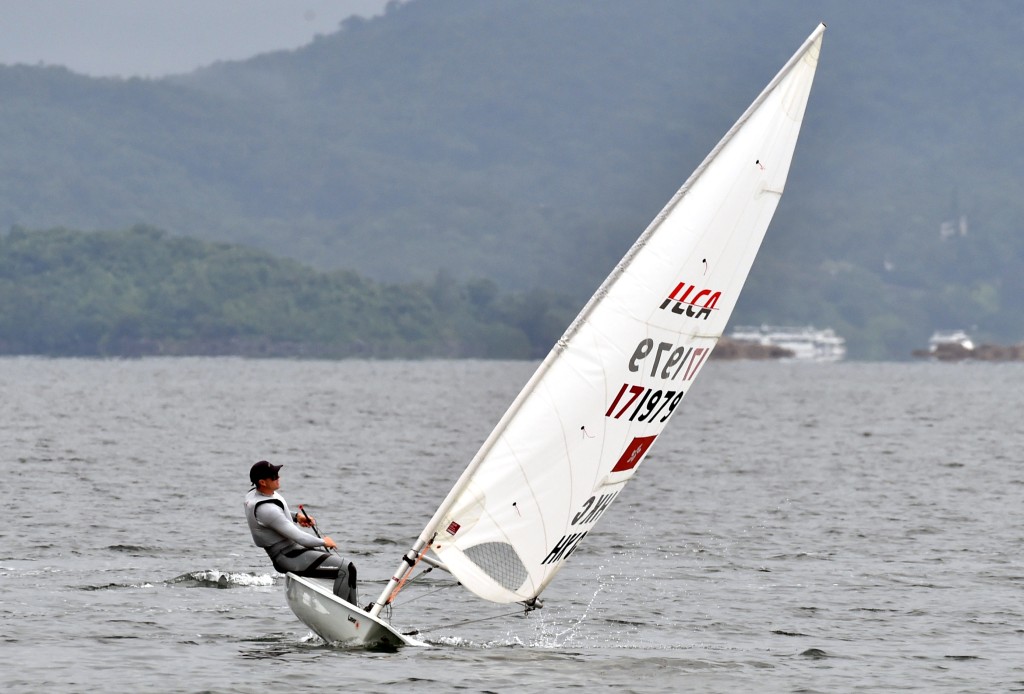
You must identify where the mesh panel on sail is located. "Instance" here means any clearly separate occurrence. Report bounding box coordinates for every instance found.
[462,541,529,593]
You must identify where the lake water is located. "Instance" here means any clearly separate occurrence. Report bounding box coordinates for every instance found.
[2,357,1022,692]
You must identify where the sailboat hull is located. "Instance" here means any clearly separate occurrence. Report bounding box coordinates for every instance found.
[284,573,423,648]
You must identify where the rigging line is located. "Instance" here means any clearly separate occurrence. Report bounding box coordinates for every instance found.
[415,609,526,635]
[392,581,459,608]
[385,537,434,606]
[388,566,459,607]
[401,566,434,588]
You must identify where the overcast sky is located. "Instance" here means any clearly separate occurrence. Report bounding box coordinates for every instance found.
[0,0,397,78]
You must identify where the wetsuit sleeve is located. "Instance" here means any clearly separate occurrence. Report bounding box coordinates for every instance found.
[255,502,326,549]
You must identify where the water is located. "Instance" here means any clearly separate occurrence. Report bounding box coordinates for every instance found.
[2,357,1022,692]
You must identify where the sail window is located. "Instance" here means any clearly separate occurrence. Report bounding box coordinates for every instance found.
[462,542,529,593]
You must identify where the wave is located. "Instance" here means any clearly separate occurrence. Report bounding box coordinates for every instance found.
[168,570,277,588]
[78,582,156,591]
[104,544,159,556]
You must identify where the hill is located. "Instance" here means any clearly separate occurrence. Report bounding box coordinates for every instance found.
[2,0,1022,358]
[0,225,576,358]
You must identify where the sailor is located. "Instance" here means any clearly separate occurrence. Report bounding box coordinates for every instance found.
[244,460,358,605]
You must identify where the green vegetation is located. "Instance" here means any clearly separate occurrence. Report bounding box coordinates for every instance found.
[0,226,578,358]
[2,1,1023,357]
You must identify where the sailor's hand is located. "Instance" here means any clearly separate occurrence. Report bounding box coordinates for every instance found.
[297,513,315,527]
[323,536,338,550]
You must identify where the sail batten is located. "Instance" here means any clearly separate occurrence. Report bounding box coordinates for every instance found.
[372,24,825,613]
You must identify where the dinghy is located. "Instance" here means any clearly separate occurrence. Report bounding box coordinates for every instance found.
[286,23,826,647]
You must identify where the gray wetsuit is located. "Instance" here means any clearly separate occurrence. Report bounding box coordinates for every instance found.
[244,488,358,604]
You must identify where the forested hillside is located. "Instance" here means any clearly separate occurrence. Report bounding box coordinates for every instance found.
[0,225,576,358]
[2,0,1022,358]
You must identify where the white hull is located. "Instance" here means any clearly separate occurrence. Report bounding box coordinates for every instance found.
[285,573,423,648]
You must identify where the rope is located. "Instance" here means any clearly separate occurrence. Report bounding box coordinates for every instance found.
[392,575,461,608]
[386,571,531,635]
[386,539,434,606]
[414,609,526,635]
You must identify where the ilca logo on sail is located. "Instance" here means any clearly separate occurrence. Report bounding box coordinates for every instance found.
[659,281,722,320]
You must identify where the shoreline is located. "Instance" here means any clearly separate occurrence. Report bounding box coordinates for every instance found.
[911,343,1024,362]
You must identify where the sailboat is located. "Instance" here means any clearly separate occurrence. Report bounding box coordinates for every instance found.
[285,23,826,648]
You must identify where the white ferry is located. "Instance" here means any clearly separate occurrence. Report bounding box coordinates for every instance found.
[928,330,975,352]
[729,325,847,362]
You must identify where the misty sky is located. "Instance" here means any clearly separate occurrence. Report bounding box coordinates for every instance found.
[0,0,396,78]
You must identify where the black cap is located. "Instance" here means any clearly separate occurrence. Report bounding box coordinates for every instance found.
[249,460,283,485]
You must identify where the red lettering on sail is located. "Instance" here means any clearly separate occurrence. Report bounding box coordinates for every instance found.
[611,435,657,472]
[658,281,722,321]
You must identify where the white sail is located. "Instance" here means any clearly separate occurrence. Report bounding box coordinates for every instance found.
[374,24,826,611]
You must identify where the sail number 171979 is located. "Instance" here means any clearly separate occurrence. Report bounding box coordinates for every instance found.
[605,384,684,422]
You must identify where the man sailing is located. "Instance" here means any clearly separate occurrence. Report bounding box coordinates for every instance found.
[244,460,358,605]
